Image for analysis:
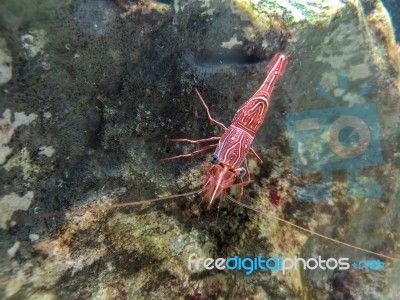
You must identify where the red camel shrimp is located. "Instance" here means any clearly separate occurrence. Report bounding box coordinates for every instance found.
[164,53,288,208]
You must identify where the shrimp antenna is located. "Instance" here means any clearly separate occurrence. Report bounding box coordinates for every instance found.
[11,181,253,224]
[226,195,399,262]
[11,189,204,224]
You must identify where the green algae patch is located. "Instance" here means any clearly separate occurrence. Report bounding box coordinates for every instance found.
[231,0,348,33]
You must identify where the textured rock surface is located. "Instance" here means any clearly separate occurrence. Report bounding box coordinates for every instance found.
[0,0,399,299]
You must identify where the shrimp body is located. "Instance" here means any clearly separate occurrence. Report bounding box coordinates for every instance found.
[164,53,287,207]
[202,53,288,206]
[214,53,287,169]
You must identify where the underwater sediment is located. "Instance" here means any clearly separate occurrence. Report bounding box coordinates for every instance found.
[0,0,400,299]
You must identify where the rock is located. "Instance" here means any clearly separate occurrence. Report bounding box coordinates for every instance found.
[38,146,55,157]
[0,192,34,229]
[0,0,399,299]
[7,241,20,257]
[0,38,12,85]
[0,109,38,165]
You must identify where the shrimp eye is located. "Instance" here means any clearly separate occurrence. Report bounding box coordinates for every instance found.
[238,167,246,177]
[209,154,219,165]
